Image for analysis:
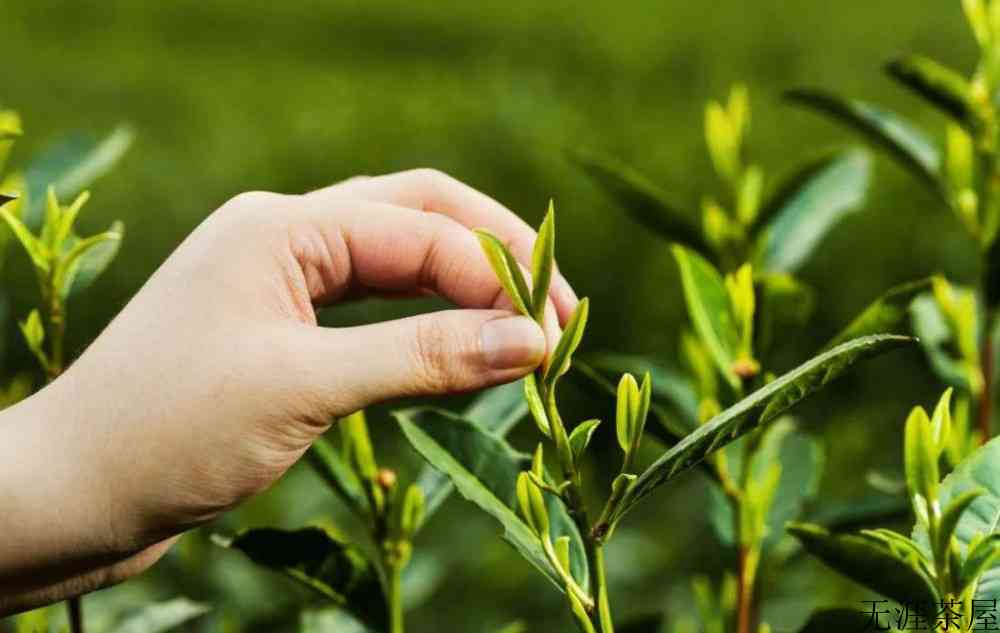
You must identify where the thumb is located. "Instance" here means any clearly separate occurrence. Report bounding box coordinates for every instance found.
[301,310,546,412]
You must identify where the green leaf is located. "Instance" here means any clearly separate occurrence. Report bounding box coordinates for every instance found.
[543,297,589,384]
[910,294,973,389]
[24,125,134,229]
[475,229,532,317]
[0,193,16,208]
[826,278,931,349]
[13,607,50,633]
[904,406,939,511]
[0,206,49,272]
[962,534,1000,592]
[396,407,587,592]
[567,148,710,253]
[306,435,367,514]
[109,598,211,633]
[415,381,527,523]
[752,421,824,547]
[935,487,985,562]
[217,527,386,629]
[784,89,942,194]
[886,55,983,133]
[911,435,1000,600]
[797,609,870,633]
[754,149,870,273]
[672,244,740,389]
[531,203,555,320]
[568,419,601,463]
[788,522,939,608]
[57,222,124,299]
[802,493,911,532]
[611,335,912,522]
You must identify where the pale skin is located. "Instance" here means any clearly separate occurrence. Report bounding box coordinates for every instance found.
[0,169,579,615]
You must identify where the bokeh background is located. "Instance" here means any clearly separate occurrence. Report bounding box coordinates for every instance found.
[0,1,981,631]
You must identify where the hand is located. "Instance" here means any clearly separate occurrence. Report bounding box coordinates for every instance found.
[0,169,578,612]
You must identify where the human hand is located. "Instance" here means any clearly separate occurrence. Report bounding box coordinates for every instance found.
[0,169,578,611]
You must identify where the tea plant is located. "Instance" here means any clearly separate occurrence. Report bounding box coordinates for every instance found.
[392,202,910,633]
[790,389,1000,630]
[566,86,933,630]
[785,0,1000,452]
[216,386,531,633]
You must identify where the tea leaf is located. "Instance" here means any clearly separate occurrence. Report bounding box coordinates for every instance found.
[910,294,974,389]
[0,206,49,272]
[475,229,532,317]
[415,381,527,523]
[886,55,983,133]
[217,527,386,630]
[12,607,49,633]
[306,435,367,514]
[672,244,740,389]
[568,418,601,463]
[109,598,210,633]
[396,407,587,592]
[788,522,938,608]
[568,148,710,253]
[611,335,912,522]
[962,535,1000,592]
[57,222,124,299]
[826,278,931,349]
[24,125,134,228]
[0,193,16,208]
[753,149,870,273]
[543,297,589,384]
[935,487,984,562]
[339,411,377,480]
[911,436,1000,601]
[904,406,939,510]
[531,203,555,320]
[784,89,942,195]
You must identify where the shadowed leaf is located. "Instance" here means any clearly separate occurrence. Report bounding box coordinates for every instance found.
[886,55,983,133]
[785,89,942,196]
[826,278,931,349]
[568,148,710,254]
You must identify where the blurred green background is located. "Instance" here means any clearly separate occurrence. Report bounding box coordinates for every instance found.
[0,1,982,631]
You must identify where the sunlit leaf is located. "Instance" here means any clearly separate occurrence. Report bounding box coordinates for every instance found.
[754,149,870,273]
[543,298,589,384]
[475,229,532,316]
[109,598,210,633]
[531,203,555,320]
[911,436,1000,600]
[396,407,587,592]
[610,335,912,522]
[568,148,710,254]
[785,89,942,196]
[672,244,740,389]
[58,222,124,299]
[826,278,931,349]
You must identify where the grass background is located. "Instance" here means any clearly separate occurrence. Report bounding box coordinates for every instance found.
[0,1,980,630]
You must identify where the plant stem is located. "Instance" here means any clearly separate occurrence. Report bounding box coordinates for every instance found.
[735,545,754,633]
[592,544,613,633]
[978,325,993,442]
[67,597,83,633]
[387,562,404,633]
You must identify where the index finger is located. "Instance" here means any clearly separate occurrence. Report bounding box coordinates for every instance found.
[305,169,580,323]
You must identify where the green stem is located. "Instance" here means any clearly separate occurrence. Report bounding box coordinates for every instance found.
[593,545,613,633]
[387,562,404,633]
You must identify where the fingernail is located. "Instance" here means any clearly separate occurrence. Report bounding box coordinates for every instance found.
[481,316,546,369]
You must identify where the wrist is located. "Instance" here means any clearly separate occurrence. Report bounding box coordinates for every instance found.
[0,374,122,583]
